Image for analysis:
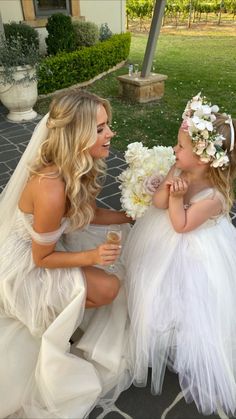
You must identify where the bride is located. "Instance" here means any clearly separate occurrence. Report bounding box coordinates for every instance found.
[0,89,131,419]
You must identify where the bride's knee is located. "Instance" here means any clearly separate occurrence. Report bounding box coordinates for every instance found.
[100,274,120,305]
[84,267,121,306]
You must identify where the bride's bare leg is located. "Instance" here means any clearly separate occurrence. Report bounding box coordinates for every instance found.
[83,266,120,308]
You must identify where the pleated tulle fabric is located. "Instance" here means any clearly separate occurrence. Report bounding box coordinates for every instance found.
[123,188,236,416]
[0,209,131,419]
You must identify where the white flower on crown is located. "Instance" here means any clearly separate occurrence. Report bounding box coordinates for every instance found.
[182,92,228,168]
[212,153,229,168]
[118,142,175,219]
[206,142,216,156]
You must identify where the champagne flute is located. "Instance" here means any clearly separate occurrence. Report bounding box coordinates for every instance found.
[106,225,122,273]
[134,63,139,79]
[152,60,156,75]
[128,64,133,77]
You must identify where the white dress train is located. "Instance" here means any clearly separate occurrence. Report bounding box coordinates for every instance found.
[0,208,131,419]
[123,188,236,416]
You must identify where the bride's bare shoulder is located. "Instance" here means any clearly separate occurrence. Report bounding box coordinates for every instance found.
[19,167,66,214]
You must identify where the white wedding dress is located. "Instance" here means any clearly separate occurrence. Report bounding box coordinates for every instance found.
[123,188,236,416]
[0,207,131,419]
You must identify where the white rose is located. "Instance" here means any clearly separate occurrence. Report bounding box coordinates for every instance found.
[205,120,213,131]
[194,141,207,155]
[196,119,208,131]
[190,98,202,111]
[211,105,219,113]
[214,134,225,146]
[200,155,211,163]
[125,142,149,166]
[206,142,216,156]
[211,154,229,168]
[201,104,212,115]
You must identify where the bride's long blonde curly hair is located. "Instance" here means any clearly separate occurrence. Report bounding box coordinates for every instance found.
[30,89,111,229]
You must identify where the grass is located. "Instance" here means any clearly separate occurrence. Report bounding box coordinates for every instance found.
[35,27,236,152]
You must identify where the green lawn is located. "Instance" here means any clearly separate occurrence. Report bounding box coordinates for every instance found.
[35,28,236,151]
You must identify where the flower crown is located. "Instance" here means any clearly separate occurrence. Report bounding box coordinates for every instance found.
[181,92,229,168]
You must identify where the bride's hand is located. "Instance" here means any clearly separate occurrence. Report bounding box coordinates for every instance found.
[92,243,121,266]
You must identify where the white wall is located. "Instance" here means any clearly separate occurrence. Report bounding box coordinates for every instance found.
[79,0,126,34]
[0,0,126,32]
[0,0,23,23]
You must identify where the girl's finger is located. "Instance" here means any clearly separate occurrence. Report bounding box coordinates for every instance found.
[173,181,180,192]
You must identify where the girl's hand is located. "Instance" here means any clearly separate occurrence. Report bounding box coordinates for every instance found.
[93,243,121,266]
[165,180,174,194]
[169,177,188,198]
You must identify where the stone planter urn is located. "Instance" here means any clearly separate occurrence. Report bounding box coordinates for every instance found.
[0,65,38,122]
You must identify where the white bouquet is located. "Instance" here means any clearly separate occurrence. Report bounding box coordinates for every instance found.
[118,142,175,220]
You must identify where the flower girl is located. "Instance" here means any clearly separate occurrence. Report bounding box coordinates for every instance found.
[123,93,236,417]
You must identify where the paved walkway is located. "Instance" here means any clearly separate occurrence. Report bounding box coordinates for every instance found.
[0,104,127,207]
[0,104,235,419]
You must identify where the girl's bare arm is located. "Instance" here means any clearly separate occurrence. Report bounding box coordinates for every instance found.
[168,178,223,233]
[152,165,176,209]
[92,206,132,225]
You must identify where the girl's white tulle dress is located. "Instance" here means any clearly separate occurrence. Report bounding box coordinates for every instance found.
[123,188,236,416]
[0,208,131,419]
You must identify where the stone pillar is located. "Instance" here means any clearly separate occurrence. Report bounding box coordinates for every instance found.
[71,0,81,17]
[21,0,36,21]
[117,73,168,103]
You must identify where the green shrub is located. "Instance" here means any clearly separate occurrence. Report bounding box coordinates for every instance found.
[1,23,40,84]
[99,23,113,41]
[46,13,76,55]
[3,22,39,52]
[73,20,99,47]
[38,32,131,94]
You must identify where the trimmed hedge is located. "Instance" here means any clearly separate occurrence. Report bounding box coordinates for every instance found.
[46,13,76,55]
[38,32,131,94]
[73,21,99,47]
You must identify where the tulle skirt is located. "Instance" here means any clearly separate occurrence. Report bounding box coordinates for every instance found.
[123,206,236,416]
[0,221,131,419]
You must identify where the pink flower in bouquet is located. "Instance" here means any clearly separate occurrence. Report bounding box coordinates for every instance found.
[143,174,164,194]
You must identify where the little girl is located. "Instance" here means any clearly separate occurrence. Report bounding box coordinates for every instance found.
[123,93,236,418]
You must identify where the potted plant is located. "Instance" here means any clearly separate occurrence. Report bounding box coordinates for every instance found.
[0,23,40,122]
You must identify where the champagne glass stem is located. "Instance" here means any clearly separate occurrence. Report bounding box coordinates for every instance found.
[106,227,122,273]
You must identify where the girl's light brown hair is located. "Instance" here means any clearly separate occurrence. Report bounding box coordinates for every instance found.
[30,89,112,229]
[209,113,236,212]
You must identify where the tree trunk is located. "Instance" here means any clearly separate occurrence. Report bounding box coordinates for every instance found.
[188,0,193,28]
[0,12,6,45]
[218,1,223,25]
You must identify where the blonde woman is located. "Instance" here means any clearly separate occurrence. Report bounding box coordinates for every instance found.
[0,90,132,419]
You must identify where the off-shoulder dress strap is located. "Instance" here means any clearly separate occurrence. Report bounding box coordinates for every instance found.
[19,209,69,245]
